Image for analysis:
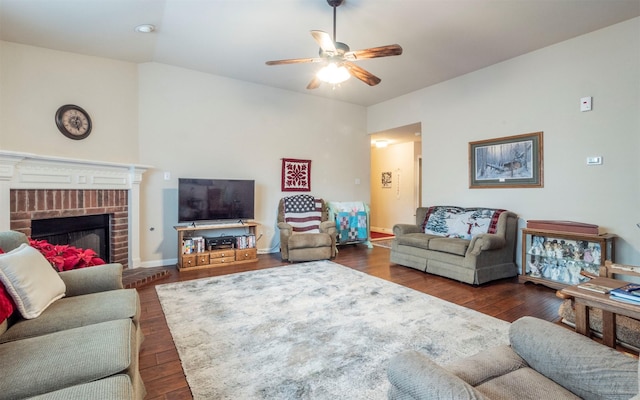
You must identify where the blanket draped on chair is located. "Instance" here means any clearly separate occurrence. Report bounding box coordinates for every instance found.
[283,195,323,233]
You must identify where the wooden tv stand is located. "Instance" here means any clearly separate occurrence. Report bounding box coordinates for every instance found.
[174,222,258,271]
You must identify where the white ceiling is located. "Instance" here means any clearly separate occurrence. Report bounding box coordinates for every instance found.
[1,0,638,107]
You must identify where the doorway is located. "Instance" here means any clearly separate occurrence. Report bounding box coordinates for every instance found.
[369,122,422,234]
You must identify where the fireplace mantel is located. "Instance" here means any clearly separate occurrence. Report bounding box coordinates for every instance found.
[0,150,150,268]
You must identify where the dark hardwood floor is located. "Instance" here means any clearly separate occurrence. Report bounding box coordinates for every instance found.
[138,244,563,400]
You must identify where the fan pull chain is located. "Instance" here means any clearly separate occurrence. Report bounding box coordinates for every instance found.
[333,5,337,43]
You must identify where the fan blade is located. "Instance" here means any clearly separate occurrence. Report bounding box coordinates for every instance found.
[310,30,337,55]
[266,57,325,66]
[344,44,403,61]
[307,76,321,90]
[344,62,381,86]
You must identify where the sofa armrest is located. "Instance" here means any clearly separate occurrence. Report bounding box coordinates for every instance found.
[277,222,293,260]
[277,222,293,237]
[467,233,506,256]
[387,351,488,400]
[58,263,124,297]
[319,220,336,233]
[510,317,639,399]
[393,224,422,236]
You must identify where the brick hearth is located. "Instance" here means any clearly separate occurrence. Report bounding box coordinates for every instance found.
[9,189,129,267]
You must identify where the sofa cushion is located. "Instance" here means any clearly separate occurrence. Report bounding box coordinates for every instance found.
[27,375,133,400]
[446,345,527,386]
[387,350,487,400]
[0,319,137,400]
[396,233,441,250]
[475,367,580,400]
[428,237,470,256]
[288,233,332,249]
[0,231,29,253]
[0,244,66,319]
[0,288,140,343]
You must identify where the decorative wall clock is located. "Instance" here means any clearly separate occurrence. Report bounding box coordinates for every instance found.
[55,104,92,140]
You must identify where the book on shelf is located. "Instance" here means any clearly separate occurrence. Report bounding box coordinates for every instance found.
[577,282,613,294]
[609,283,640,303]
[235,234,256,249]
[182,238,194,254]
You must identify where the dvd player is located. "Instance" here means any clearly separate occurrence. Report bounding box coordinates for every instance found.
[205,236,235,249]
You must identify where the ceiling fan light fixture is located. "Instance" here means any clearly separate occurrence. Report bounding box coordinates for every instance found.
[316,63,350,84]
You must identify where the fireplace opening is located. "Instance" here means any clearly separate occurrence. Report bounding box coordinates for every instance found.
[31,214,111,262]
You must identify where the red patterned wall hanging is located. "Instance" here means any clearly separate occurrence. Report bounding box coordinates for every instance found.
[281,158,311,192]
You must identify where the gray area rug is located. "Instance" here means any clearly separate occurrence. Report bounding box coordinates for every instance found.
[156,260,509,399]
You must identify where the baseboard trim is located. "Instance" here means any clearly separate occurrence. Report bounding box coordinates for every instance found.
[370,226,393,234]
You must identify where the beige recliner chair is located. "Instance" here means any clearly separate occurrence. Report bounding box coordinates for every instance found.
[277,196,337,262]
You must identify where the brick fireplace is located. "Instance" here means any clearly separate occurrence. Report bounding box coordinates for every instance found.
[0,151,148,268]
[10,189,129,267]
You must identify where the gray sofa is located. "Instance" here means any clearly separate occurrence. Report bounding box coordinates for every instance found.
[388,316,640,400]
[0,231,145,399]
[391,206,518,285]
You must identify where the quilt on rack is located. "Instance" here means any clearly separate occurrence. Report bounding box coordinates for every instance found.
[284,195,323,233]
[336,211,368,243]
[327,201,370,245]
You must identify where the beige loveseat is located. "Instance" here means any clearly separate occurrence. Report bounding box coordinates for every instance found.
[0,231,144,399]
[391,206,518,285]
[388,316,639,400]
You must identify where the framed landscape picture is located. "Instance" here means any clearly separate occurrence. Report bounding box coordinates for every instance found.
[469,131,543,189]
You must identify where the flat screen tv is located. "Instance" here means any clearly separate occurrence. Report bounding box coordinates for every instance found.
[178,178,255,223]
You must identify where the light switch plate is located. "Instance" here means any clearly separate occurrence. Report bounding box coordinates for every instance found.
[580,97,592,112]
[586,156,602,165]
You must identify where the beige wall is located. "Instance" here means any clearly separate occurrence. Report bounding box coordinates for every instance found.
[2,16,638,266]
[370,141,419,232]
[368,18,640,265]
[0,45,370,266]
[0,42,139,163]
[137,63,370,264]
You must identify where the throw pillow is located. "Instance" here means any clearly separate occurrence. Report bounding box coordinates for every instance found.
[0,243,66,319]
[0,283,14,323]
[424,207,504,239]
[0,248,12,324]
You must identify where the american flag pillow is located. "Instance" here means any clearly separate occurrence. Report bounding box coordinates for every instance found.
[284,195,323,233]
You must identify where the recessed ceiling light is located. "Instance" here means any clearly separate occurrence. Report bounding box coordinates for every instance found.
[134,24,155,33]
[375,140,389,148]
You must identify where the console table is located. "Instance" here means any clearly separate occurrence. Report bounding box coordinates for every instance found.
[560,277,640,348]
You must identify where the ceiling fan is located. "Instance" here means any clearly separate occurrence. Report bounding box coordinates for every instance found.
[265,0,402,89]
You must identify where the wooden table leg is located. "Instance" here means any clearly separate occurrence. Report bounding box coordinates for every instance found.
[574,302,590,337]
[601,310,616,348]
